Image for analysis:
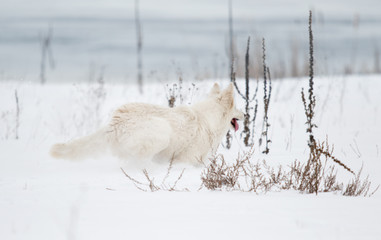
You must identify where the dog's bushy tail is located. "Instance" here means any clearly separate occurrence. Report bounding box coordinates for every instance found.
[50,128,108,160]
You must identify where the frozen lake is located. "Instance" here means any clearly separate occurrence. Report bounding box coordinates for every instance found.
[1,0,381,83]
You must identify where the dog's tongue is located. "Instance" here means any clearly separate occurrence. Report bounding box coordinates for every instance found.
[232,119,239,131]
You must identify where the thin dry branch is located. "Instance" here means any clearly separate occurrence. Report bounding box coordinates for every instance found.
[121,160,187,192]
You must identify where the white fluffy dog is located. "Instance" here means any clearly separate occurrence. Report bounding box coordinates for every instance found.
[50,83,244,165]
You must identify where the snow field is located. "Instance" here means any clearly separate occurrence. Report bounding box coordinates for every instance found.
[1,75,380,239]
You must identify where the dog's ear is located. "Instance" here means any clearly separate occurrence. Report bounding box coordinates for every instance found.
[218,83,234,109]
[209,83,221,96]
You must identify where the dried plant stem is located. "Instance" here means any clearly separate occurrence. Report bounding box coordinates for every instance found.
[39,27,54,84]
[231,36,259,147]
[260,38,272,154]
[228,0,234,82]
[120,167,147,192]
[162,155,175,185]
[135,0,143,93]
[14,89,20,140]
[242,37,251,145]
[302,10,317,148]
[121,161,187,192]
[226,1,235,149]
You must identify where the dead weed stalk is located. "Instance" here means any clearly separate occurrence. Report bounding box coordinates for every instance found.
[121,157,188,192]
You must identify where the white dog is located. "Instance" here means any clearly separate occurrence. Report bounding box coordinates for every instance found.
[50,83,244,164]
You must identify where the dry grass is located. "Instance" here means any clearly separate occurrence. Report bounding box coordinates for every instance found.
[165,76,198,108]
[296,139,354,194]
[343,166,380,197]
[200,151,250,191]
[165,76,183,108]
[200,146,378,196]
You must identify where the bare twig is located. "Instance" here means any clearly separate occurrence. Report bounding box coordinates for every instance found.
[169,168,187,191]
[120,167,144,185]
[162,155,175,185]
[121,161,187,192]
[349,143,361,158]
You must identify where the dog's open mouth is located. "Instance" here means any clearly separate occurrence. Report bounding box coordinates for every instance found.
[231,118,239,131]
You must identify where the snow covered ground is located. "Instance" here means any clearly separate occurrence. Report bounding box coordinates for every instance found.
[1,75,380,239]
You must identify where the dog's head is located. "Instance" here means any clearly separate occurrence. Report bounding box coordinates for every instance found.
[209,83,244,132]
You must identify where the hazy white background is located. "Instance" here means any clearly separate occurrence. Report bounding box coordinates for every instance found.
[1,0,380,82]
